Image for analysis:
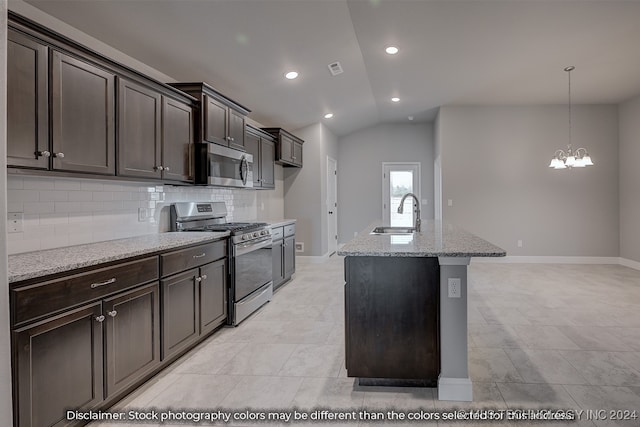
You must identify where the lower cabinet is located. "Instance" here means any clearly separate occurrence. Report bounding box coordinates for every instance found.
[13,282,160,427]
[160,253,227,361]
[272,223,296,290]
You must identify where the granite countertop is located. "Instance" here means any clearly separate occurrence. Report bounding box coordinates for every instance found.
[8,232,229,283]
[337,221,506,258]
[264,219,296,227]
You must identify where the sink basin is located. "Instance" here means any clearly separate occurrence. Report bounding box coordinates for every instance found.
[370,226,416,235]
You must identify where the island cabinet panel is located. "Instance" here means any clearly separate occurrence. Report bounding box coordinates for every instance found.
[103,283,160,398]
[117,78,162,179]
[51,50,115,175]
[13,302,104,427]
[344,256,439,383]
[7,29,49,169]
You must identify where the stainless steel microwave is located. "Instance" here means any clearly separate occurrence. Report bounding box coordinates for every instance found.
[195,143,253,188]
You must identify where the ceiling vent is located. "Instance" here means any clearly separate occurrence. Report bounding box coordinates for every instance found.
[328,61,343,76]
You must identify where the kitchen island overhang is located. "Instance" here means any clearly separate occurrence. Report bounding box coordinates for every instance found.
[338,221,506,402]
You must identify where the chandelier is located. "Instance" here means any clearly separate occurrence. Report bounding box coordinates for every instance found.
[549,66,594,169]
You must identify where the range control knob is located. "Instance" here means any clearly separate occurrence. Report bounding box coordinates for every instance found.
[241,235,247,240]
[260,230,266,235]
[253,232,259,238]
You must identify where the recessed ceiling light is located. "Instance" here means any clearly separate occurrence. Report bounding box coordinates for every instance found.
[385,46,399,55]
[391,97,400,102]
[285,71,299,80]
[324,113,334,119]
[408,116,414,121]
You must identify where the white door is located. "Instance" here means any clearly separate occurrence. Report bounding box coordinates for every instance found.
[382,163,420,226]
[327,156,338,255]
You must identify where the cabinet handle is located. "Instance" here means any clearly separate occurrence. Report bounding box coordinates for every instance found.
[164,166,170,172]
[201,274,207,280]
[54,152,65,158]
[231,137,235,142]
[195,276,202,283]
[90,278,116,288]
[193,253,206,259]
[37,150,51,158]
[95,315,105,323]
[226,136,232,141]
[154,166,164,171]
[107,310,117,317]
[292,156,297,160]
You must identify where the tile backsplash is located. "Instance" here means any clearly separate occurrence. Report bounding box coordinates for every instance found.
[6,175,283,255]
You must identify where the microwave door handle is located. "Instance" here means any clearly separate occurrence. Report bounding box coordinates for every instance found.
[240,156,248,185]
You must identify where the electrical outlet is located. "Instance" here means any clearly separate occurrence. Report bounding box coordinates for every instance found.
[138,207,148,222]
[295,242,304,253]
[447,199,453,207]
[7,212,24,233]
[448,278,461,298]
[517,239,523,248]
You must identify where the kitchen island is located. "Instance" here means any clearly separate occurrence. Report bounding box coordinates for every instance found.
[338,221,505,401]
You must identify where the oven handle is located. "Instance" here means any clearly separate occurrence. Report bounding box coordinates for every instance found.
[235,237,273,256]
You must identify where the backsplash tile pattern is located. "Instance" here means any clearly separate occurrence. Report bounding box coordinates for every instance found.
[6,175,261,255]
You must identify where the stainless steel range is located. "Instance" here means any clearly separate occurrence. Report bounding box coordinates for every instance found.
[170,202,272,325]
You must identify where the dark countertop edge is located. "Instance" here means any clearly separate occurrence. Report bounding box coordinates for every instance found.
[8,232,230,284]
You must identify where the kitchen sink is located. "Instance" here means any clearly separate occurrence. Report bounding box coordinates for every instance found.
[370,226,416,235]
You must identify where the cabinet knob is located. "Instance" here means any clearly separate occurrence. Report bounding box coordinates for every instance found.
[292,156,297,160]
[54,152,65,158]
[226,136,232,141]
[154,166,164,171]
[201,274,207,280]
[37,150,51,158]
[231,137,235,142]
[195,276,202,283]
[95,315,105,323]
[164,166,170,172]
[107,310,117,317]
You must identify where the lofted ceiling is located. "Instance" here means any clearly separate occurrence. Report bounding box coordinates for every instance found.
[20,0,640,137]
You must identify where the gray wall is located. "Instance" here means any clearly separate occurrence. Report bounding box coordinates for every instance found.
[439,105,619,257]
[284,122,338,257]
[337,122,434,243]
[1,0,14,420]
[619,95,640,263]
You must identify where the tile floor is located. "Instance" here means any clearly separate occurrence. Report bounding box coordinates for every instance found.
[92,258,640,426]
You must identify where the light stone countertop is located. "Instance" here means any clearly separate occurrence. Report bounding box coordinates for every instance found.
[264,219,296,228]
[8,232,229,284]
[337,221,506,258]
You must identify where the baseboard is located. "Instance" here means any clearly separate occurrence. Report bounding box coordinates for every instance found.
[437,376,472,401]
[620,257,640,271]
[472,256,620,265]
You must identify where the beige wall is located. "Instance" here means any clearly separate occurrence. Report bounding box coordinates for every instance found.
[619,95,640,263]
[439,105,619,257]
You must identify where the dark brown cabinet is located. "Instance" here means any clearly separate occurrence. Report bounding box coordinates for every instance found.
[103,283,160,398]
[13,303,104,427]
[344,256,439,384]
[245,126,275,189]
[160,241,228,361]
[6,29,48,169]
[169,82,250,154]
[51,50,115,175]
[272,223,296,290]
[262,127,303,168]
[162,97,194,182]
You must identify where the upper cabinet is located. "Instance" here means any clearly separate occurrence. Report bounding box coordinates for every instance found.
[262,128,304,168]
[6,13,196,184]
[169,82,250,152]
[245,125,275,189]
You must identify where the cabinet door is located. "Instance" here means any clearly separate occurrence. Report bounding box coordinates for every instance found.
[161,269,199,360]
[199,259,227,335]
[117,78,162,179]
[228,108,246,151]
[14,302,103,427]
[260,137,275,188]
[279,134,294,164]
[272,239,285,289]
[244,131,261,187]
[204,95,228,146]
[51,50,115,174]
[7,30,49,169]
[284,236,296,279]
[162,97,193,183]
[103,283,160,398]
[292,141,303,167]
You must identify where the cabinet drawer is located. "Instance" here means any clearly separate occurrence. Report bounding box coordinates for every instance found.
[161,240,226,277]
[271,226,284,241]
[284,223,296,237]
[12,256,159,326]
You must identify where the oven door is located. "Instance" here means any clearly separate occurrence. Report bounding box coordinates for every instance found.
[207,143,253,188]
[233,236,273,301]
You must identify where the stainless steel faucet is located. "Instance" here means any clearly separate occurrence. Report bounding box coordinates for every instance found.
[397,193,421,232]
